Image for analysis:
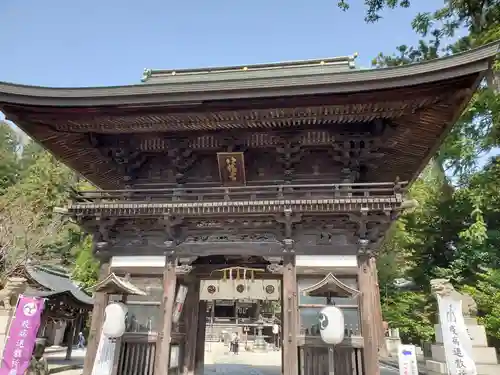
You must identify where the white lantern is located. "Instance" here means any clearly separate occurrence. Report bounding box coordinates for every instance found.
[102,302,128,338]
[319,305,345,345]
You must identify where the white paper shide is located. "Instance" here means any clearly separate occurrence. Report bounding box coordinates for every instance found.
[437,294,477,375]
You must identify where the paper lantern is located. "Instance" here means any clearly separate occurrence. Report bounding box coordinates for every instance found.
[319,305,345,345]
[102,303,128,338]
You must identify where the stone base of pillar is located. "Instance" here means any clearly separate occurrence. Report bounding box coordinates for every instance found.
[252,336,268,352]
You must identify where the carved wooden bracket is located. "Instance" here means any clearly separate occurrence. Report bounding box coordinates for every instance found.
[276,133,308,182]
[167,142,197,185]
[174,255,198,275]
[264,256,284,274]
[93,216,117,251]
[275,208,302,239]
[175,264,193,275]
[266,264,284,274]
[218,133,247,153]
[348,211,392,256]
[159,214,184,246]
[89,133,148,182]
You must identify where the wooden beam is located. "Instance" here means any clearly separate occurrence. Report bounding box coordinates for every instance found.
[183,280,200,375]
[282,255,298,375]
[83,262,110,375]
[358,253,380,375]
[195,300,207,375]
[154,256,178,375]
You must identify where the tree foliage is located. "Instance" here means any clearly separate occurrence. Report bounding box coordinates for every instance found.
[0,122,98,287]
[362,0,500,348]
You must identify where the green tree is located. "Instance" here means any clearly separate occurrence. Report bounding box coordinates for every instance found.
[0,122,21,193]
[463,268,500,347]
[0,134,99,287]
[71,235,99,290]
[337,0,411,22]
[353,0,500,347]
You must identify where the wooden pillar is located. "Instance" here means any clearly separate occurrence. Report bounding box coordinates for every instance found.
[73,313,83,346]
[371,258,388,357]
[358,252,380,375]
[282,255,298,375]
[154,256,178,375]
[234,300,239,325]
[83,261,110,375]
[183,280,200,375]
[195,301,207,375]
[65,317,78,360]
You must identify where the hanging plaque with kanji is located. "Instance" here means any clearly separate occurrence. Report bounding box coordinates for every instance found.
[217,152,246,186]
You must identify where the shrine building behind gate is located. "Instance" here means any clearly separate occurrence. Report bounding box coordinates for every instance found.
[0,42,498,375]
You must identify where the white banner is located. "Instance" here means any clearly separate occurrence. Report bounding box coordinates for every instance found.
[397,344,418,375]
[437,295,477,375]
[172,284,188,324]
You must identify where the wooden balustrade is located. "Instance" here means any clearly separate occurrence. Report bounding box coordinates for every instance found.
[71,181,406,204]
[116,334,181,375]
[115,333,365,375]
[298,336,364,375]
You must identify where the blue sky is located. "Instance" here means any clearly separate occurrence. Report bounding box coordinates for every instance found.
[0,0,440,87]
[1,0,496,167]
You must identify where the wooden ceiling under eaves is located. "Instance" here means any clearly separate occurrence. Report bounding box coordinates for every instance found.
[0,42,498,189]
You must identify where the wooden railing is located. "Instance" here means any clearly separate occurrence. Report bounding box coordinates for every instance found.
[71,181,406,204]
[117,335,156,375]
[116,333,364,375]
[298,336,364,375]
[116,334,180,375]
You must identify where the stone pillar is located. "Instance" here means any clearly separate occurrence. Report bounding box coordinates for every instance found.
[426,317,500,375]
[154,256,177,375]
[282,255,298,375]
[83,261,110,375]
[254,300,261,319]
[358,249,380,375]
[53,321,67,346]
[195,301,207,375]
[385,328,402,357]
[183,280,200,375]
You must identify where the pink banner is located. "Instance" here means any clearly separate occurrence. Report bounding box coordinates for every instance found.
[0,296,45,375]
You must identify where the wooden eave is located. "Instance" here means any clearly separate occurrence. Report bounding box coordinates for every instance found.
[300,272,360,298]
[0,42,497,189]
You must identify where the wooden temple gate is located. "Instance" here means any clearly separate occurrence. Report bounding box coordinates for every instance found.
[0,42,496,375]
[85,249,371,375]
